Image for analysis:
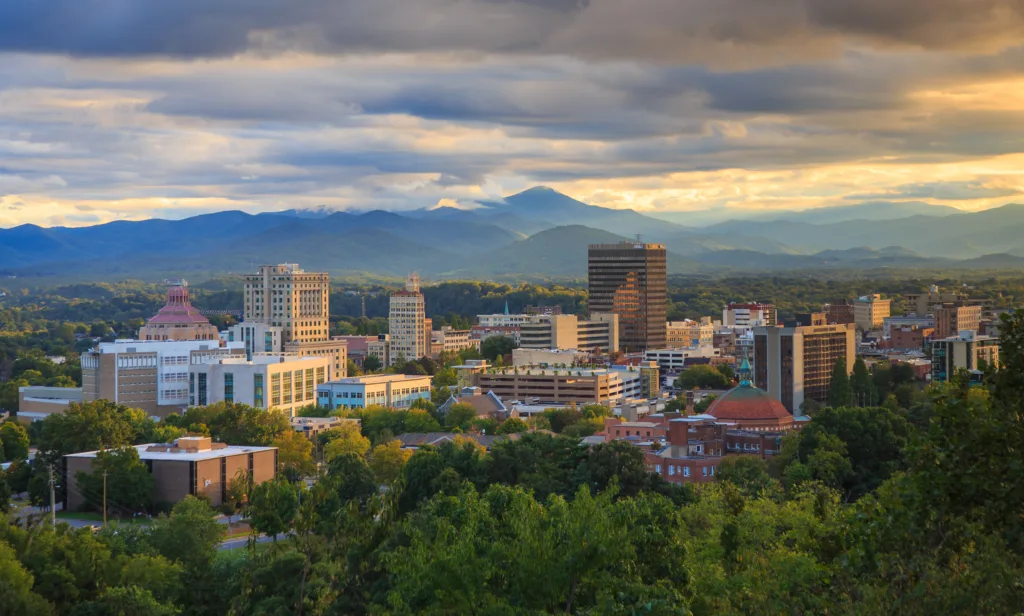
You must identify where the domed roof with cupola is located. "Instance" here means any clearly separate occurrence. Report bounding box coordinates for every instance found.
[705,357,794,427]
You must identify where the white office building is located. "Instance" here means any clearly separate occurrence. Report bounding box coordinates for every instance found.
[188,354,331,417]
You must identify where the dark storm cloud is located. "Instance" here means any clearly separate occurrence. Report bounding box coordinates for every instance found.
[1,0,1023,60]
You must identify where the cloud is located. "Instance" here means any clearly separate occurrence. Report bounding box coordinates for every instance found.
[846,181,1024,201]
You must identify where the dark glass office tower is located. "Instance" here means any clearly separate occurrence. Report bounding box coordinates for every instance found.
[588,242,667,352]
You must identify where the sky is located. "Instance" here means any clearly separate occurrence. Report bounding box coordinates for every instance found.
[2,0,1024,228]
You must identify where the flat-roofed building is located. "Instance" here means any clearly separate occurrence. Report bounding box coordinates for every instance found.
[931,331,1000,383]
[291,416,358,441]
[933,304,982,339]
[316,374,433,410]
[475,366,644,405]
[852,294,891,331]
[64,436,277,511]
[18,386,83,420]
[753,323,856,414]
[883,315,934,338]
[723,303,777,327]
[188,354,330,417]
[588,242,667,352]
[81,339,246,418]
[518,313,619,353]
[389,274,428,363]
[666,318,714,348]
[430,327,478,358]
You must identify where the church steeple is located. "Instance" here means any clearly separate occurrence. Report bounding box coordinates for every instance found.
[504,300,509,315]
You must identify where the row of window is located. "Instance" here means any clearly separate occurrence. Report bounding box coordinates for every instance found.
[656,465,717,478]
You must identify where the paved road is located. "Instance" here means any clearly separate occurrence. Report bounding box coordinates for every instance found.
[219,533,287,551]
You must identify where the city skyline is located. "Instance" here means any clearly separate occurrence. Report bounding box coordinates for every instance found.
[2,1,1024,227]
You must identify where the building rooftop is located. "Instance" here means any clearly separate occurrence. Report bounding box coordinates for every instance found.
[323,373,432,386]
[145,285,212,326]
[706,382,792,422]
[66,439,276,462]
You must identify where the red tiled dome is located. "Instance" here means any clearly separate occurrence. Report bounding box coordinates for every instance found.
[146,286,211,325]
[707,383,792,421]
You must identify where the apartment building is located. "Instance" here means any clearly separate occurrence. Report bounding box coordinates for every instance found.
[138,282,219,342]
[931,331,1000,383]
[316,374,433,410]
[430,327,478,358]
[722,303,777,327]
[389,274,428,363]
[65,436,276,511]
[81,340,246,417]
[933,304,982,339]
[243,264,347,380]
[518,313,619,353]
[474,366,644,405]
[188,354,330,417]
[666,318,714,348]
[852,294,891,331]
[752,323,856,414]
[588,242,667,352]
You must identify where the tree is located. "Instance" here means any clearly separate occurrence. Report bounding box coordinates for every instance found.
[248,478,299,541]
[271,429,315,479]
[369,440,413,484]
[827,356,852,407]
[362,355,383,373]
[0,421,29,461]
[0,542,53,615]
[75,447,155,514]
[480,335,516,361]
[70,586,179,616]
[674,364,730,390]
[405,409,442,433]
[147,496,224,612]
[716,456,781,498]
[496,417,528,435]
[850,357,874,406]
[444,403,478,431]
[346,359,363,377]
[324,422,370,461]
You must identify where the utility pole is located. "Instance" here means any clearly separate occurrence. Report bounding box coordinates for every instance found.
[48,465,56,531]
[103,471,108,527]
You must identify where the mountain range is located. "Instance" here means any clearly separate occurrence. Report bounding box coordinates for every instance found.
[2,187,1023,282]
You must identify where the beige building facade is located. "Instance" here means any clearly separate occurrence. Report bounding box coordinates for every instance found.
[243,264,346,380]
[188,354,331,417]
[430,327,478,358]
[931,331,1000,383]
[389,275,428,363]
[852,294,891,331]
[518,313,619,352]
[933,304,982,339]
[666,318,714,348]
[475,367,644,405]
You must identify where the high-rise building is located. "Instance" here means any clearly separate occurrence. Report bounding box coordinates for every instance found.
[852,294,891,331]
[138,282,220,342]
[242,264,347,380]
[752,323,856,414]
[588,242,667,352]
[933,304,982,339]
[905,285,981,316]
[931,331,1000,383]
[389,274,428,363]
[722,303,777,327]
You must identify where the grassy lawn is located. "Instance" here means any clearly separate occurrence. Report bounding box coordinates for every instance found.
[56,511,105,522]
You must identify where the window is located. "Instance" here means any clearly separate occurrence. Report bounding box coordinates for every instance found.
[283,371,292,404]
[316,367,325,384]
[683,467,691,477]
[702,467,708,477]
[305,368,314,401]
[224,373,234,403]
[655,465,662,473]
[271,373,281,407]
[198,373,207,406]
[711,466,716,476]
[254,374,264,408]
[668,465,674,476]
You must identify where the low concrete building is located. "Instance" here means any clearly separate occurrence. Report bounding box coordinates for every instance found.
[17,386,83,420]
[644,346,722,371]
[475,366,644,406]
[291,416,358,441]
[666,318,714,348]
[430,327,478,358]
[316,374,432,410]
[512,348,587,367]
[64,436,277,511]
[883,316,935,338]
